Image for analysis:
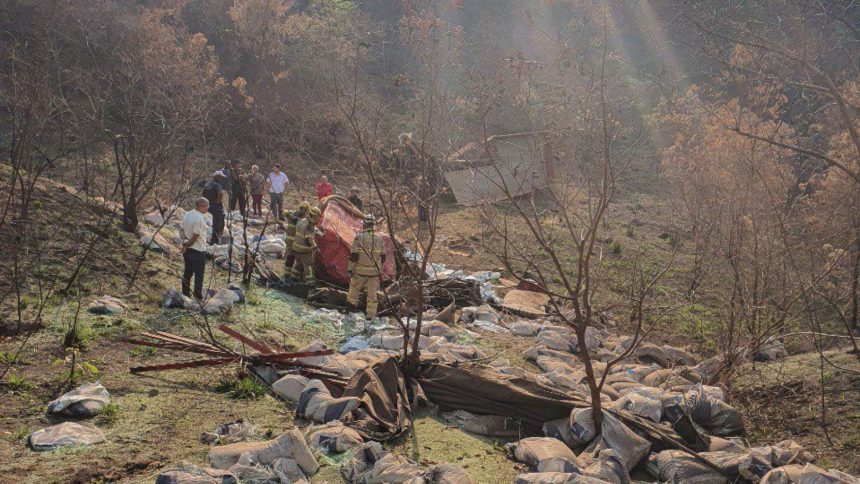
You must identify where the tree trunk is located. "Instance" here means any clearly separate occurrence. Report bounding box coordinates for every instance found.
[576,323,604,431]
[122,195,138,233]
[851,234,860,330]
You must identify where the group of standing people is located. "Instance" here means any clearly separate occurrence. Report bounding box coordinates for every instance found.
[201,161,295,245]
[180,159,381,319]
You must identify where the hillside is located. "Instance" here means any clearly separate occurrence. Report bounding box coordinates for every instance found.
[1,168,858,482]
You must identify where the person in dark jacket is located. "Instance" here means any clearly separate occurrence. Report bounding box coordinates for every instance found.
[203,172,227,244]
[228,161,248,217]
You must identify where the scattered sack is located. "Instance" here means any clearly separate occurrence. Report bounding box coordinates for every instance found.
[511,321,542,336]
[29,422,106,451]
[647,449,773,484]
[162,288,199,310]
[87,295,127,315]
[515,473,612,483]
[201,419,258,445]
[760,463,860,484]
[306,422,364,454]
[340,335,370,353]
[424,463,476,484]
[610,390,662,422]
[202,287,244,314]
[140,233,171,253]
[754,337,788,362]
[296,379,361,424]
[662,345,697,366]
[422,320,455,339]
[144,210,165,226]
[341,442,423,484]
[509,437,582,471]
[443,410,522,438]
[683,383,745,436]
[573,410,651,470]
[207,428,319,477]
[581,449,630,484]
[155,462,237,484]
[46,382,111,418]
[214,256,242,273]
[271,374,310,403]
[368,333,405,351]
[538,331,578,353]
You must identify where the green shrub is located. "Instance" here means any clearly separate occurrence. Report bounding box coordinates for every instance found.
[5,373,34,394]
[217,376,267,400]
[63,322,94,350]
[99,402,119,424]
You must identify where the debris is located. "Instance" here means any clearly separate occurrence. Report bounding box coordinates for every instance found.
[509,437,583,471]
[207,428,319,477]
[503,289,551,317]
[87,295,127,315]
[140,232,171,253]
[29,422,105,451]
[581,448,631,484]
[162,287,199,310]
[296,379,362,423]
[571,409,651,470]
[340,335,370,353]
[442,410,522,438]
[271,374,310,403]
[511,321,542,336]
[46,382,111,418]
[144,210,165,226]
[306,422,364,454]
[682,383,745,436]
[341,441,423,483]
[754,337,788,362]
[646,449,771,483]
[214,256,242,273]
[201,419,258,444]
[155,462,237,484]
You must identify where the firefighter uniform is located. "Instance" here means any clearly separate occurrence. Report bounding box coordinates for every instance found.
[284,202,310,271]
[290,208,320,283]
[347,218,386,319]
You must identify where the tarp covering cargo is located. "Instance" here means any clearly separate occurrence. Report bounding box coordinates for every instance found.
[315,196,396,285]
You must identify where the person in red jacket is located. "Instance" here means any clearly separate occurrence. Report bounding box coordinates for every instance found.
[315,175,334,200]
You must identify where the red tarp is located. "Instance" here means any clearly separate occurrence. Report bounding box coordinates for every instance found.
[315,197,396,285]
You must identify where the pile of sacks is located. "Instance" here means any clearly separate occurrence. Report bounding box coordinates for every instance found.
[162,284,246,314]
[342,441,475,484]
[509,406,844,484]
[504,319,746,436]
[204,428,319,483]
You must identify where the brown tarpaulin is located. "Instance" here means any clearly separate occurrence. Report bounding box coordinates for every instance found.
[412,360,588,428]
[340,356,589,439]
[340,357,412,441]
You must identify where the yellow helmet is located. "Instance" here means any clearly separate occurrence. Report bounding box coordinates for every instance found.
[299,201,311,211]
[309,207,321,219]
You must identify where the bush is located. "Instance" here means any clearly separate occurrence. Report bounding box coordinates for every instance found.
[217,376,267,400]
[5,373,34,394]
[99,402,120,424]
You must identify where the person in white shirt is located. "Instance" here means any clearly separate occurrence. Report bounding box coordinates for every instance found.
[180,197,210,300]
[267,164,289,221]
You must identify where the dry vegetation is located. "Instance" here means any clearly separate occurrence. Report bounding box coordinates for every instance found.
[1,0,859,482]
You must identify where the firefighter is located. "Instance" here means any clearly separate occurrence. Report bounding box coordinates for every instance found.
[289,206,321,283]
[283,201,311,273]
[347,214,386,319]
